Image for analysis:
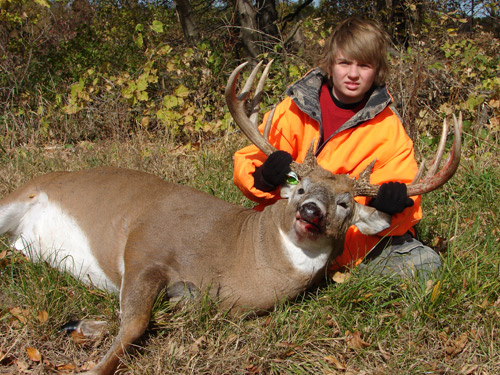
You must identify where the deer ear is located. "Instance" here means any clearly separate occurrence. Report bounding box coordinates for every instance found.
[352,203,391,235]
[279,171,300,199]
[280,182,294,199]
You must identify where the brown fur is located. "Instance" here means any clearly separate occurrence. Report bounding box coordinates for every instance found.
[0,166,390,374]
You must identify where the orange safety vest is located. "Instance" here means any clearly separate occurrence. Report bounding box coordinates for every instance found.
[233,69,422,271]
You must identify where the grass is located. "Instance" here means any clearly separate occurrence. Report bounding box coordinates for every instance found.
[0,128,499,374]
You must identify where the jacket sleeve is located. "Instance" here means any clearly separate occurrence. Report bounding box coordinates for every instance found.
[357,112,422,237]
[233,98,304,206]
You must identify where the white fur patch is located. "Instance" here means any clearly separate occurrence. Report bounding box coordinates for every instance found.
[279,229,331,275]
[2,193,118,293]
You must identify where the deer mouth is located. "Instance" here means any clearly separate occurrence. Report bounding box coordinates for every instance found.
[294,201,326,237]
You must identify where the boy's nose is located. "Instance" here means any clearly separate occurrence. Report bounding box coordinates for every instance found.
[348,64,360,78]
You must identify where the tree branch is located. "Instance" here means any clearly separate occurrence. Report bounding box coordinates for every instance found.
[281,0,314,29]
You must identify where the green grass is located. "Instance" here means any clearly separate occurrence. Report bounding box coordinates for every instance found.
[0,131,499,374]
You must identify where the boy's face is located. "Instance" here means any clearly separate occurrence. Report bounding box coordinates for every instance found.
[331,52,377,104]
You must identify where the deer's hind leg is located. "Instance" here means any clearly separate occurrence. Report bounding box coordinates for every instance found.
[83,266,168,375]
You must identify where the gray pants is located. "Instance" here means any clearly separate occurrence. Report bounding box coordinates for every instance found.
[358,232,441,279]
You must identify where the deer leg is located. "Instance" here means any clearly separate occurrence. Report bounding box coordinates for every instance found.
[82,266,167,375]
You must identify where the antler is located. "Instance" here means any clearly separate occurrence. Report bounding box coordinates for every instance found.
[225,60,315,177]
[353,113,462,198]
[225,60,278,156]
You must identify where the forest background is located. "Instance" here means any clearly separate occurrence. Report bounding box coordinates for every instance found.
[1,0,499,145]
[0,0,500,374]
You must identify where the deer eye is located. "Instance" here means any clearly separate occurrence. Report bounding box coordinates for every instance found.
[297,188,305,195]
[336,194,351,210]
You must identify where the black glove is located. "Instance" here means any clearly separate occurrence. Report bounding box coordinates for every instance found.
[371,181,414,215]
[253,151,293,192]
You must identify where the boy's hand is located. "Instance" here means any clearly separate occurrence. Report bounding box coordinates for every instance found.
[372,181,414,215]
[253,151,293,192]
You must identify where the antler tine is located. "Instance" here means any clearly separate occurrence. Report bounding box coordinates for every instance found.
[406,112,462,196]
[427,116,449,177]
[225,60,277,157]
[249,60,274,126]
[352,160,379,198]
[354,113,462,198]
[263,105,277,141]
[410,117,448,184]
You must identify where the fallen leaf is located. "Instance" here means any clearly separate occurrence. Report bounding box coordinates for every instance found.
[480,297,490,308]
[460,364,478,374]
[16,359,29,372]
[262,315,272,327]
[70,329,89,345]
[245,363,260,374]
[56,363,76,370]
[189,336,206,354]
[277,350,295,359]
[430,280,442,302]
[38,310,49,323]
[8,307,30,324]
[431,236,447,253]
[276,341,297,348]
[0,250,8,268]
[346,330,371,349]
[324,354,346,370]
[225,333,239,346]
[331,271,351,284]
[26,347,41,362]
[445,333,468,358]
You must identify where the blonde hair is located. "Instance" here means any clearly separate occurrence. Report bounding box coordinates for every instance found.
[317,17,390,86]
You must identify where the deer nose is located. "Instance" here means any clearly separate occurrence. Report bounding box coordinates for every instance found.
[299,202,323,225]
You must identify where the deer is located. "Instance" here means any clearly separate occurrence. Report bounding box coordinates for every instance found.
[0,61,462,375]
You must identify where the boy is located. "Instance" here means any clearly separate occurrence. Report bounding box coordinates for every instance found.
[233,17,441,277]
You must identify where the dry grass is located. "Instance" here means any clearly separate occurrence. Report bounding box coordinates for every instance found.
[0,128,499,374]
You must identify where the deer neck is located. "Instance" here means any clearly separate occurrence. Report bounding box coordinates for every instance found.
[248,201,337,278]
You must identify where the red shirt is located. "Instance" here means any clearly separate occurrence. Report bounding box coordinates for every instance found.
[320,82,368,141]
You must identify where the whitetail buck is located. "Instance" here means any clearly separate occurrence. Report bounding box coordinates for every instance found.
[0,61,461,374]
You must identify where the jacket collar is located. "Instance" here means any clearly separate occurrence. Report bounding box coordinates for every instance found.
[285,68,393,134]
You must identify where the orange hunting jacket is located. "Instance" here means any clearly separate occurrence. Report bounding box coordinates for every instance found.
[233,68,422,271]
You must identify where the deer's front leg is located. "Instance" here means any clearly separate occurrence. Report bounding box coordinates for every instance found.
[82,266,168,375]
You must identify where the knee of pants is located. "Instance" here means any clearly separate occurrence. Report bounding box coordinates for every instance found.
[363,239,441,278]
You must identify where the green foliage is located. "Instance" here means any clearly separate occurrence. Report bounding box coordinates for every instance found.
[440,37,500,113]
[385,10,500,143]
[0,0,499,149]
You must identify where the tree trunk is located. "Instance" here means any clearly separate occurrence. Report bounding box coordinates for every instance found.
[377,0,407,43]
[173,0,199,45]
[256,0,279,41]
[235,0,261,59]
